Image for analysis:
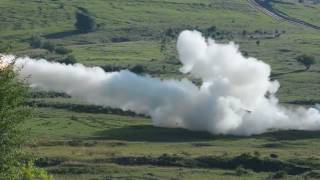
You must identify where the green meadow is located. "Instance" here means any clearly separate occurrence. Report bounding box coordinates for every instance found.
[1,0,320,179]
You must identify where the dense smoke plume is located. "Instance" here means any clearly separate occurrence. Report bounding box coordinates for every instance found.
[2,30,320,135]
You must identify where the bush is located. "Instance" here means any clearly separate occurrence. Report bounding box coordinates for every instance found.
[29,35,58,53]
[54,46,72,55]
[102,65,122,72]
[270,170,287,179]
[0,40,14,52]
[235,165,250,176]
[34,157,64,167]
[111,37,130,42]
[74,9,97,33]
[164,28,177,38]
[242,51,249,57]
[130,64,145,74]
[303,170,320,179]
[270,153,279,159]
[205,26,217,37]
[59,55,77,65]
[20,161,54,180]
[253,151,260,157]
[296,54,316,70]
[29,35,45,48]
[0,66,31,179]
[42,41,56,52]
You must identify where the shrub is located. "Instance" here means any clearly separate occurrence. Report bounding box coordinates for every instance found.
[29,35,58,53]
[270,153,279,159]
[303,170,320,179]
[235,165,250,176]
[164,28,177,38]
[59,55,77,65]
[29,35,45,48]
[54,46,72,55]
[242,30,247,36]
[111,37,130,42]
[270,170,287,179]
[34,157,64,167]
[0,40,14,52]
[205,26,217,37]
[74,9,97,33]
[42,41,56,52]
[0,66,31,179]
[253,151,260,157]
[20,161,54,180]
[242,51,249,57]
[296,54,316,70]
[130,64,145,74]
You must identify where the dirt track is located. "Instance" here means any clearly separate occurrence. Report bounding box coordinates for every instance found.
[247,0,320,31]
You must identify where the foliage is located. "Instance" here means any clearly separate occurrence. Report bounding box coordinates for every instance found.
[303,170,320,179]
[29,35,45,49]
[42,41,56,53]
[130,64,145,74]
[296,54,316,70]
[0,40,14,53]
[20,161,54,180]
[29,35,71,55]
[0,65,30,179]
[1,0,320,179]
[54,46,72,55]
[269,170,287,179]
[29,35,54,52]
[58,55,77,65]
[74,9,97,33]
[235,165,250,176]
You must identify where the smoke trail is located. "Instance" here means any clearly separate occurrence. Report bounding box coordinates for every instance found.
[2,30,320,135]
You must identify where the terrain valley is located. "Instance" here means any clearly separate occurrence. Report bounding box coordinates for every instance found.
[1,0,320,179]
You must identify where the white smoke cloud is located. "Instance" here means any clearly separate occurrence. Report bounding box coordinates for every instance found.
[3,30,320,135]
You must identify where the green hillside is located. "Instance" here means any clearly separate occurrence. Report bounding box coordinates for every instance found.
[270,0,320,27]
[1,0,320,179]
[1,0,320,102]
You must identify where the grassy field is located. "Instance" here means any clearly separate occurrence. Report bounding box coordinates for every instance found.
[1,0,320,179]
[1,0,319,102]
[270,0,320,27]
[24,100,320,179]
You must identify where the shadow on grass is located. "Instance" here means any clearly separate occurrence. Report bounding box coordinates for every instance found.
[257,130,320,141]
[93,125,320,142]
[44,30,80,39]
[271,69,305,78]
[92,125,242,142]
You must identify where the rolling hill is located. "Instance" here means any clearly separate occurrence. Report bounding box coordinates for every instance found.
[1,0,320,179]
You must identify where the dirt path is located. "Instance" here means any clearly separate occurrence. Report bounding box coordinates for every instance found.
[247,0,320,31]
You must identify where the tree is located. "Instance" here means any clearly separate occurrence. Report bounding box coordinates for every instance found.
[29,35,45,49]
[59,55,77,65]
[20,161,53,180]
[296,54,315,70]
[0,62,31,179]
[74,9,97,33]
[130,64,145,74]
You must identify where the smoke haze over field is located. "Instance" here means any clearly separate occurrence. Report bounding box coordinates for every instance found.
[3,30,320,135]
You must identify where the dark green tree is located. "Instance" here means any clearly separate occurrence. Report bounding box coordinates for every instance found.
[59,55,77,65]
[0,62,31,179]
[74,10,97,33]
[296,54,315,70]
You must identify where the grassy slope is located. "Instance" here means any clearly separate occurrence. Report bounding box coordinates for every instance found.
[270,0,320,27]
[1,0,320,102]
[26,105,320,179]
[1,0,320,179]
